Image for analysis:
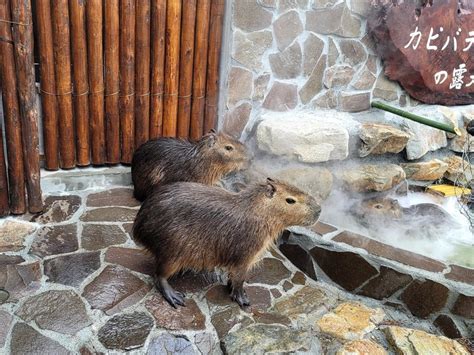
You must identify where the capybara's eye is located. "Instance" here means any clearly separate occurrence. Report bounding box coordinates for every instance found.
[375,204,383,209]
[286,198,296,204]
[225,145,234,151]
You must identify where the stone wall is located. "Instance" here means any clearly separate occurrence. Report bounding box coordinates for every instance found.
[221,0,410,138]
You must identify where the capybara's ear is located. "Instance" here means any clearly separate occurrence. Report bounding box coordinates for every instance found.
[206,133,217,147]
[265,178,276,198]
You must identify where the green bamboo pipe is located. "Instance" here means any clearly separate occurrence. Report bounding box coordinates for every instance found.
[371,101,462,136]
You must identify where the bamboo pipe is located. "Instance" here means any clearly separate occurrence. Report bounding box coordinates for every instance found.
[176,0,197,139]
[35,0,59,170]
[204,0,225,133]
[371,101,461,136]
[190,0,211,140]
[104,0,120,164]
[162,0,182,137]
[51,0,76,168]
[10,0,43,213]
[150,0,167,139]
[70,0,90,166]
[0,0,26,214]
[87,0,106,165]
[135,0,151,148]
[120,0,135,163]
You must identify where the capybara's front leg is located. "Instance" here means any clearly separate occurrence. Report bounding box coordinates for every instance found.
[228,271,250,308]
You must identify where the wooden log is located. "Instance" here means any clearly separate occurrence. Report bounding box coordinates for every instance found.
[162,0,182,137]
[134,0,151,148]
[120,0,135,163]
[0,0,26,214]
[35,0,59,170]
[51,0,76,168]
[69,0,90,166]
[204,0,225,133]
[176,0,197,139]
[150,0,167,139]
[10,0,43,213]
[104,0,120,164]
[0,122,10,216]
[190,0,211,140]
[87,0,106,165]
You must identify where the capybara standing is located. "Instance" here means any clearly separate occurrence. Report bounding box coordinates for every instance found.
[131,131,250,201]
[133,178,321,308]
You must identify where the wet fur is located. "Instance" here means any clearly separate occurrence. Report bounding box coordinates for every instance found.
[131,133,249,201]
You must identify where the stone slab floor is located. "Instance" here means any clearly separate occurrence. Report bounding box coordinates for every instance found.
[0,186,472,354]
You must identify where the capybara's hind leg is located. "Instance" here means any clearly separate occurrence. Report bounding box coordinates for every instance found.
[154,263,185,308]
[228,270,250,308]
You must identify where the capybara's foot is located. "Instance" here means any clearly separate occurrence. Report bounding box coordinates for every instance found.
[230,287,250,308]
[156,277,186,308]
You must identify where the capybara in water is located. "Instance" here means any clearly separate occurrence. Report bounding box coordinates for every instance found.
[133,178,321,308]
[131,130,250,201]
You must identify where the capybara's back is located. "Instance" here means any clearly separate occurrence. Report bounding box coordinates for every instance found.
[131,131,250,201]
[133,179,321,307]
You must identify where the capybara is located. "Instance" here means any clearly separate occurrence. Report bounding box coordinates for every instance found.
[131,130,250,201]
[133,178,321,308]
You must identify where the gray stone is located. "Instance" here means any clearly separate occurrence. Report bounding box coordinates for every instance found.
[350,0,371,17]
[222,324,317,353]
[10,323,71,355]
[194,333,219,355]
[353,67,376,90]
[258,0,277,7]
[262,82,298,111]
[311,90,338,109]
[232,30,273,71]
[324,65,355,88]
[98,312,154,351]
[303,33,324,76]
[328,37,339,67]
[337,164,406,192]
[0,220,35,252]
[147,334,196,354]
[278,0,309,12]
[272,286,330,318]
[300,55,327,104]
[338,92,370,112]
[227,66,253,108]
[223,103,252,138]
[44,251,101,287]
[450,128,474,153]
[0,310,13,347]
[253,73,271,101]
[340,39,367,66]
[16,290,92,335]
[373,74,399,101]
[82,224,128,250]
[366,55,377,74]
[256,111,350,163]
[273,11,303,51]
[233,0,272,32]
[306,4,361,38]
[269,42,302,79]
[359,123,410,157]
[313,0,338,8]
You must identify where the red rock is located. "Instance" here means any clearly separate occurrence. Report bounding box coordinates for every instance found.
[81,224,128,250]
[10,323,70,354]
[105,247,155,275]
[0,310,13,347]
[80,207,137,222]
[400,280,449,318]
[30,224,78,258]
[252,310,291,326]
[262,82,298,112]
[357,266,412,300]
[44,251,101,287]
[31,195,81,224]
[446,265,474,286]
[0,261,41,303]
[248,258,291,285]
[311,222,337,235]
[279,243,316,280]
[87,188,139,207]
[434,314,463,339]
[211,306,253,339]
[452,294,474,319]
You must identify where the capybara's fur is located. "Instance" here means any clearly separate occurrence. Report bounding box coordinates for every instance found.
[131,131,250,201]
[133,179,321,307]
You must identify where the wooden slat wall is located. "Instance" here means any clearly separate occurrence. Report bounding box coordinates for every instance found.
[0,0,226,215]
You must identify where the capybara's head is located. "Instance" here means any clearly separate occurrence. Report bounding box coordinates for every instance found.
[198,130,250,171]
[257,178,321,227]
[356,196,403,221]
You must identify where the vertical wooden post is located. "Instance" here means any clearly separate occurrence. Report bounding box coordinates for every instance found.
[105,0,120,164]
[70,0,90,166]
[134,0,151,148]
[87,0,106,165]
[177,0,197,139]
[190,0,211,140]
[150,0,167,139]
[0,124,9,216]
[204,0,225,133]
[162,0,182,137]
[0,0,26,214]
[120,0,135,163]
[51,0,76,169]
[10,0,43,213]
[35,0,59,170]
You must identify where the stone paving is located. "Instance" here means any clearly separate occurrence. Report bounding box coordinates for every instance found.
[0,185,472,354]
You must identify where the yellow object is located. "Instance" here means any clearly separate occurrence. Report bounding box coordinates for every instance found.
[427,184,471,197]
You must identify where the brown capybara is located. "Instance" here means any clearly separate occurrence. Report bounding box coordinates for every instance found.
[133,178,321,308]
[131,130,250,201]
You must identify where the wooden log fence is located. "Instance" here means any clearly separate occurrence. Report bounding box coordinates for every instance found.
[0,0,225,215]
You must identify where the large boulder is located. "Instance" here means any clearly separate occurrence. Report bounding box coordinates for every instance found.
[401,160,449,181]
[337,164,406,193]
[443,155,473,186]
[271,167,333,200]
[256,111,350,163]
[358,123,410,157]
